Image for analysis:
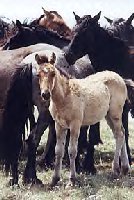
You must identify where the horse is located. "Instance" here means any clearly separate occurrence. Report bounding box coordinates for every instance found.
[21,49,99,185]
[56,12,134,172]
[3,20,70,50]
[30,7,72,39]
[37,51,130,187]
[0,63,32,186]
[104,13,134,46]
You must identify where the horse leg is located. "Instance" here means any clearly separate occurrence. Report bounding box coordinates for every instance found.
[67,121,81,187]
[9,134,22,187]
[75,126,88,173]
[51,123,67,187]
[23,110,50,185]
[122,103,131,165]
[29,106,36,131]
[10,158,19,187]
[106,112,129,176]
[120,128,130,175]
[83,123,101,174]
[38,121,56,168]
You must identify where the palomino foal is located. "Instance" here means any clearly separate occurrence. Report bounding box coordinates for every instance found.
[36,52,130,187]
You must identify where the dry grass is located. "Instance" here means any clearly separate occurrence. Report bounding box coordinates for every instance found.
[0,116,134,200]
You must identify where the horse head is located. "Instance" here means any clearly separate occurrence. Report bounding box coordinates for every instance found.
[35,52,56,100]
[39,7,72,38]
[3,20,40,49]
[105,13,134,46]
[65,12,101,65]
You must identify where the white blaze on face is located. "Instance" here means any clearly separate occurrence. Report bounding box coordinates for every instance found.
[38,67,49,97]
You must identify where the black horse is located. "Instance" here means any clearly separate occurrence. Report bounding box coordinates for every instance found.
[58,12,134,172]
[104,13,134,46]
[3,20,70,50]
[73,12,134,46]
[0,63,32,186]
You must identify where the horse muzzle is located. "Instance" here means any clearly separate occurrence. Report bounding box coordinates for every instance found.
[42,91,50,100]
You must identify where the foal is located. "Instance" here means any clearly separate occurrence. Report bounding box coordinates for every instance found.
[37,52,130,187]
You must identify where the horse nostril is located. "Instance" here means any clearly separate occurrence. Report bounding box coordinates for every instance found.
[42,91,50,100]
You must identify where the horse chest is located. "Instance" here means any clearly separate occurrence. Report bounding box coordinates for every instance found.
[49,98,83,128]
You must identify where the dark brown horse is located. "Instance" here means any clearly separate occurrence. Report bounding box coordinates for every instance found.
[30,7,72,39]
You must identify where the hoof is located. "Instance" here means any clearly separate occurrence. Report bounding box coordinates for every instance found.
[8,178,19,187]
[50,177,60,187]
[7,179,19,188]
[66,177,76,189]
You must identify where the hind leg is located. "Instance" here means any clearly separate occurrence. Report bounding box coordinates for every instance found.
[122,103,131,165]
[83,123,101,174]
[120,124,130,175]
[120,135,130,175]
[106,110,128,176]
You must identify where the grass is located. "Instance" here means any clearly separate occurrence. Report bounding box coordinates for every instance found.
[0,117,134,200]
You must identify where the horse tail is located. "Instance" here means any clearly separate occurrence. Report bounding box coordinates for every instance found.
[0,64,32,173]
[124,79,134,117]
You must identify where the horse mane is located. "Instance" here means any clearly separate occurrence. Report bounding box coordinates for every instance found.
[34,25,70,42]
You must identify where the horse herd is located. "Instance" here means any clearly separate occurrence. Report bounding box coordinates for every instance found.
[0,8,134,188]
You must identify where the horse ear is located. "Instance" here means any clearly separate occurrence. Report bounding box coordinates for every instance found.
[12,20,16,26]
[16,20,22,30]
[50,52,56,65]
[93,11,101,22]
[126,13,134,25]
[42,7,51,16]
[73,11,81,23]
[104,16,113,24]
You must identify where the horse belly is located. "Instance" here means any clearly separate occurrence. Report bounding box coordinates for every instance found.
[82,86,110,125]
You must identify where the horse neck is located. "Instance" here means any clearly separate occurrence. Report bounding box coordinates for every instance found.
[13,47,33,62]
[50,69,69,105]
[37,28,70,49]
[88,27,130,70]
[49,35,70,49]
